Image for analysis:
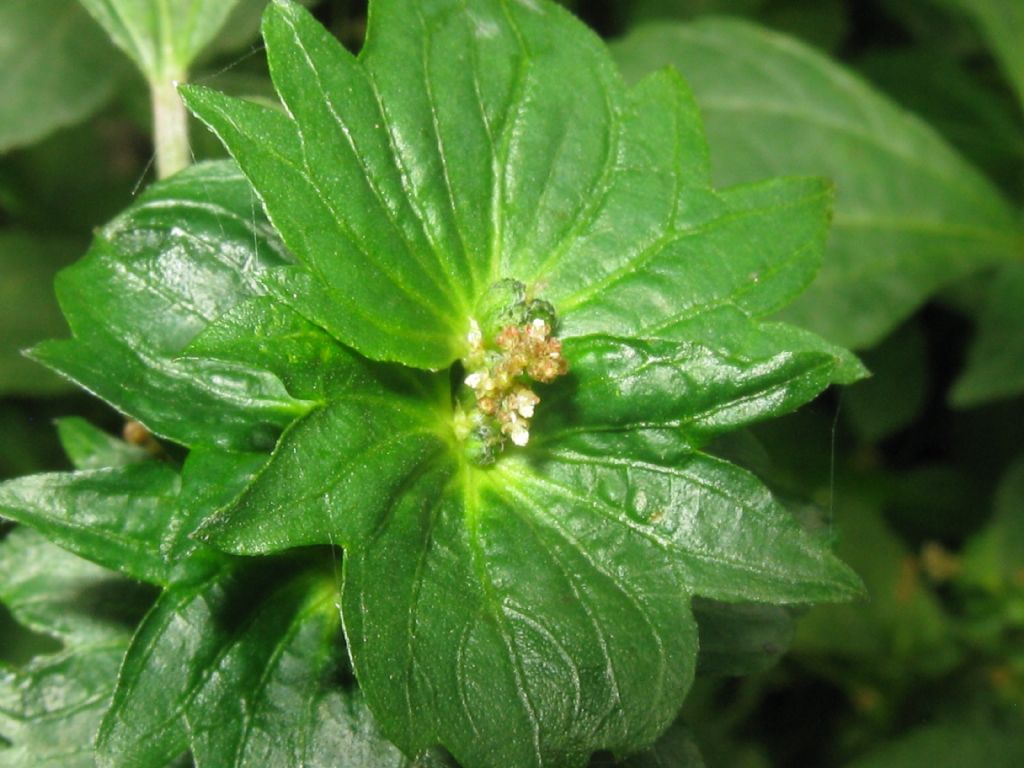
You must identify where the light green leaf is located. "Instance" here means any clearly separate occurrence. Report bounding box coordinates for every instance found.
[55,417,151,471]
[952,263,1024,406]
[31,161,313,451]
[0,0,122,151]
[612,20,1024,349]
[0,642,128,768]
[0,232,79,395]
[78,0,246,80]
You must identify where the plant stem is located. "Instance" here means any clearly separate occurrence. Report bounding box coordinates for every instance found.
[151,73,190,179]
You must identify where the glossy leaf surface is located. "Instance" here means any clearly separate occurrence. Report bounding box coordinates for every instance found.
[31,161,311,451]
[0,464,182,585]
[177,2,866,765]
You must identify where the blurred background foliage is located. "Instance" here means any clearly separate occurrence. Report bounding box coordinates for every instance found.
[1,0,1022,765]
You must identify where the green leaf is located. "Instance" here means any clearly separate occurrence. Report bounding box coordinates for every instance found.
[846,721,1024,768]
[949,0,1024,111]
[0,529,147,768]
[172,3,865,764]
[0,232,79,395]
[961,455,1024,591]
[1,641,129,768]
[0,442,264,587]
[340,460,699,768]
[612,20,1024,349]
[553,176,833,339]
[0,118,142,234]
[952,264,1024,406]
[97,556,411,768]
[183,1,844,374]
[0,527,152,645]
[793,496,956,678]
[78,0,246,80]
[844,320,928,443]
[856,50,1024,198]
[618,719,704,767]
[209,438,857,767]
[31,161,313,451]
[692,599,793,677]
[0,464,184,586]
[55,417,151,471]
[0,0,122,151]
[536,311,860,463]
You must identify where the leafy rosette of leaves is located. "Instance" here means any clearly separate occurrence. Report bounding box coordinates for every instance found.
[1,0,866,766]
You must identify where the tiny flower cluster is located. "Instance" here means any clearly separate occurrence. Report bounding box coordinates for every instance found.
[462,316,568,457]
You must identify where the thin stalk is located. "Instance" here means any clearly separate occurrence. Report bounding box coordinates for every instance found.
[150,73,190,179]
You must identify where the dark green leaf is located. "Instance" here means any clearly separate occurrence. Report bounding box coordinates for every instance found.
[952,264,1024,406]
[0,529,146,768]
[612,20,1024,349]
[31,161,313,451]
[0,118,142,234]
[0,464,183,586]
[0,0,122,151]
[961,455,1024,591]
[857,50,1024,198]
[0,526,151,644]
[185,565,408,768]
[692,599,793,677]
[844,320,928,443]
[0,232,79,395]
[948,0,1024,111]
[97,556,409,768]
[55,417,152,471]
[792,497,956,678]
[0,443,263,587]
[618,719,704,767]
[846,721,1024,768]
